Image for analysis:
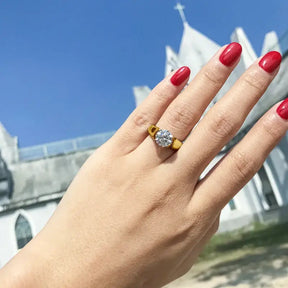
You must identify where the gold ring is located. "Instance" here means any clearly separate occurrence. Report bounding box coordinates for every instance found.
[148,125,182,151]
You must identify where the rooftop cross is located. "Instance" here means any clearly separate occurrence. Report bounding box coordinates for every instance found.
[174,2,187,25]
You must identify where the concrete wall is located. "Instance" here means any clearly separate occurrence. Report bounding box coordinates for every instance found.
[10,149,94,202]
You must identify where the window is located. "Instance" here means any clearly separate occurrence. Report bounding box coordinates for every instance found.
[15,214,33,249]
[228,199,236,210]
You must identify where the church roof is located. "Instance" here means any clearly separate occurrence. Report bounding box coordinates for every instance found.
[178,22,220,78]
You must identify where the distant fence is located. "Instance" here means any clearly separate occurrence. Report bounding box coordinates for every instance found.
[18,131,115,161]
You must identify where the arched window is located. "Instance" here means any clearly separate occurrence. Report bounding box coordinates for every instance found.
[15,214,33,249]
[258,165,278,209]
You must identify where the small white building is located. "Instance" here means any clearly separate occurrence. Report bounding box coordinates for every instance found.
[0,3,288,268]
[0,128,114,267]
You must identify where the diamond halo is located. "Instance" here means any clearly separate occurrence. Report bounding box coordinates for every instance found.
[155,129,173,147]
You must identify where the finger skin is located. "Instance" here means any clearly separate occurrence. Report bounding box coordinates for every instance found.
[108,68,190,156]
[177,53,281,179]
[158,44,241,140]
[136,44,242,165]
[191,102,288,213]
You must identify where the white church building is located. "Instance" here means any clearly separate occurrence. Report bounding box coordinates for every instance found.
[0,3,288,267]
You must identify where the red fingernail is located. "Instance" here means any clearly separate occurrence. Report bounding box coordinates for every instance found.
[277,98,288,120]
[170,66,191,86]
[259,51,282,73]
[219,42,242,67]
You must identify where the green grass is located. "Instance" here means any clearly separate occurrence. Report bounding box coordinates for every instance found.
[198,222,288,262]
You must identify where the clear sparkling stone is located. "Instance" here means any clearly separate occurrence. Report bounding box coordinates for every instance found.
[155,129,173,147]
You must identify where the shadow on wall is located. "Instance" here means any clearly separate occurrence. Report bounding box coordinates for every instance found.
[6,163,14,200]
[276,134,288,205]
[264,132,288,220]
[0,154,14,200]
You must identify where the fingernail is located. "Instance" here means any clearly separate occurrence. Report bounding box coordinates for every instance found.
[219,42,242,67]
[170,66,191,86]
[277,98,288,120]
[259,51,282,73]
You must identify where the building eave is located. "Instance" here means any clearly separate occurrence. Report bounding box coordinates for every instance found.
[0,191,65,214]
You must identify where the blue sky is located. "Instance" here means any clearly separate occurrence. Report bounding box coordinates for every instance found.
[0,1,288,147]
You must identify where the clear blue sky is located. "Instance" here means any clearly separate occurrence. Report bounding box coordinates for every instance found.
[0,1,288,147]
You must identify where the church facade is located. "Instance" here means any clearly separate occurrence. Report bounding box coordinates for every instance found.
[134,10,288,232]
[0,7,288,268]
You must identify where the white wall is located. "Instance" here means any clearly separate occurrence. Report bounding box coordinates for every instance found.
[0,202,57,267]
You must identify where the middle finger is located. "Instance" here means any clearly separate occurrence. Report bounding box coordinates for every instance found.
[176,51,282,179]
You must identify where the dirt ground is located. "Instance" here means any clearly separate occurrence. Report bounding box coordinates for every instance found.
[165,244,288,288]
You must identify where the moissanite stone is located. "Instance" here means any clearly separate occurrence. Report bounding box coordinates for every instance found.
[155,129,173,147]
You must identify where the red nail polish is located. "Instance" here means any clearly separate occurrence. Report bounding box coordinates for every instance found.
[259,51,282,73]
[170,66,191,86]
[219,42,242,67]
[277,98,288,120]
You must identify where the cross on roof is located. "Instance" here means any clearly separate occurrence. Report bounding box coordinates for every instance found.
[174,2,187,24]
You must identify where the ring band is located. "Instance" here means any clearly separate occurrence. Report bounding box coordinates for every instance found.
[148,125,182,150]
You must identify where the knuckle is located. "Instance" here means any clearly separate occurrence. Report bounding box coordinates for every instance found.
[152,86,170,104]
[242,72,264,93]
[230,150,259,180]
[152,80,176,104]
[209,111,236,140]
[166,104,195,130]
[262,114,281,139]
[202,68,225,89]
[131,110,150,128]
[188,210,209,234]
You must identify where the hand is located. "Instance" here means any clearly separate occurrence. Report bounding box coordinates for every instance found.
[1,43,286,288]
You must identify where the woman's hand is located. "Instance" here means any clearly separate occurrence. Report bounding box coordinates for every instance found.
[1,43,287,288]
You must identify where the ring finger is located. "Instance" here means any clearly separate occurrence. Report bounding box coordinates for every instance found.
[176,51,282,179]
[135,43,242,165]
